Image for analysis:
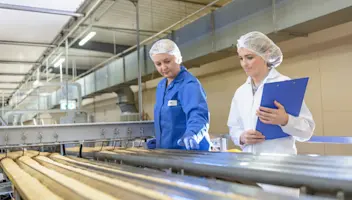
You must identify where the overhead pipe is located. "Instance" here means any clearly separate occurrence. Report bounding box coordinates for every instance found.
[0,60,39,65]
[74,0,222,81]
[171,0,221,8]
[0,2,84,17]
[80,24,164,35]
[0,40,56,48]
[0,73,26,76]
[0,81,21,84]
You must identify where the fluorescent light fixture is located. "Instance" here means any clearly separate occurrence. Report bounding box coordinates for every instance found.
[79,31,96,46]
[54,58,65,68]
[39,93,51,97]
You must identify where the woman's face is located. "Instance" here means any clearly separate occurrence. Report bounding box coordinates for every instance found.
[237,47,267,78]
[152,53,180,79]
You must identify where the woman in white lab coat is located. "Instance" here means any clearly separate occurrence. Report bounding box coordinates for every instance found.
[227,31,315,196]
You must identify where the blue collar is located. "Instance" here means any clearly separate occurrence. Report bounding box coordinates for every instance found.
[173,66,186,83]
[161,65,186,85]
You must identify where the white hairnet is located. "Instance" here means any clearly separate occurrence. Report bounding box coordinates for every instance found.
[237,31,283,68]
[149,39,182,64]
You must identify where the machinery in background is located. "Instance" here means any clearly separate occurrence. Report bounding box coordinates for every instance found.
[59,111,87,124]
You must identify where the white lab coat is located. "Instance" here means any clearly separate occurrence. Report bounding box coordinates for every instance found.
[227,68,315,154]
[227,68,315,197]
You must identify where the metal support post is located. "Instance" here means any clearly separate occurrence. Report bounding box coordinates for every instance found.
[46,59,49,82]
[113,31,116,54]
[1,92,4,117]
[65,39,69,78]
[60,144,66,156]
[272,0,277,33]
[72,59,77,81]
[60,64,63,83]
[132,0,143,121]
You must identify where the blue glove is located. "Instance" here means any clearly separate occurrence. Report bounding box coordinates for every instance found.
[177,135,199,150]
[146,138,156,149]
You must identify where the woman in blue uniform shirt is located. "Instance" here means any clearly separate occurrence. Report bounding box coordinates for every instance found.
[146,39,212,151]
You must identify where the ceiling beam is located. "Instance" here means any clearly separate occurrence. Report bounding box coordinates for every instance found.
[0,40,56,48]
[0,2,84,17]
[0,81,21,84]
[0,73,27,76]
[52,53,111,59]
[171,0,221,8]
[81,24,166,35]
[0,60,39,65]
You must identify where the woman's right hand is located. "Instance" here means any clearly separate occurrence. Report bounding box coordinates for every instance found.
[240,130,265,145]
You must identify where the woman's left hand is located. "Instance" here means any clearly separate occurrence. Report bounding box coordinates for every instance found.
[256,101,289,126]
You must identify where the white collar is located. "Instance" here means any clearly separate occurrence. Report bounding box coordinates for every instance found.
[246,68,281,86]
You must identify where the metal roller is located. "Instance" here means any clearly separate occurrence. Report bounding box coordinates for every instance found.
[71,148,352,198]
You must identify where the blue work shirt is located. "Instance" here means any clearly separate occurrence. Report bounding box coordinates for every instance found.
[154,66,211,150]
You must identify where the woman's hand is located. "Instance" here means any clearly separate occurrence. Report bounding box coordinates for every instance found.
[240,130,265,145]
[257,101,289,126]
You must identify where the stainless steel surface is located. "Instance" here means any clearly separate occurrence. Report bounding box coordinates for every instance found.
[0,121,154,146]
[55,155,328,200]
[81,149,352,197]
[0,2,84,17]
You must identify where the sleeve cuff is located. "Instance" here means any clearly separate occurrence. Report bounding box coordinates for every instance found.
[280,114,295,133]
[181,132,203,144]
[230,132,245,149]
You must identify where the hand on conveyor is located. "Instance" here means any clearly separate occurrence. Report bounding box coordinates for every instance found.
[146,138,156,149]
[177,135,199,150]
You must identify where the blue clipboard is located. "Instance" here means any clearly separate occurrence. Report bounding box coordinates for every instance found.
[256,77,309,140]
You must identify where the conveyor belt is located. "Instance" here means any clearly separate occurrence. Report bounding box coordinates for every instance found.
[0,150,331,200]
[66,147,352,198]
[0,151,328,200]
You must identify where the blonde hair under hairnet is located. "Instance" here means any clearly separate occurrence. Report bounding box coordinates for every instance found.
[149,39,183,64]
[237,31,283,68]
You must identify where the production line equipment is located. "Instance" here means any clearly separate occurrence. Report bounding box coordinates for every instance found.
[0,121,351,200]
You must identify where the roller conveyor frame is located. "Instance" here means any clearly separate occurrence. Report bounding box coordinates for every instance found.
[66,148,352,199]
[0,121,154,147]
